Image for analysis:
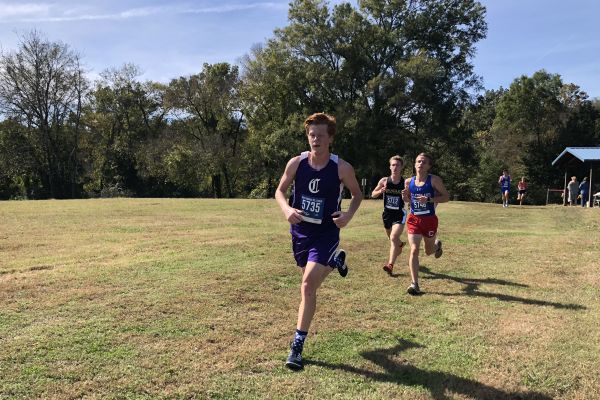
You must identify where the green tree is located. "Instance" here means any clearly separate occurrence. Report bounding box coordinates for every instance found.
[0,30,88,198]
[0,119,40,198]
[240,44,308,197]
[460,89,506,201]
[165,63,246,198]
[242,0,487,195]
[84,64,168,196]
[487,71,599,203]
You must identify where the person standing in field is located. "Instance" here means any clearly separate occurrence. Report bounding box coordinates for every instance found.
[517,177,528,206]
[371,155,407,275]
[579,177,590,207]
[567,176,579,206]
[401,153,449,295]
[498,170,511,207]
[275,112,363,370]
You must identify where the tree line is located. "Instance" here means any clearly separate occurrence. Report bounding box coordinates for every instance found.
[1,0,598,204]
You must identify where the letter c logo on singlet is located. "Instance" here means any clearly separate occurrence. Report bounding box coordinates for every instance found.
[309,178,321,194]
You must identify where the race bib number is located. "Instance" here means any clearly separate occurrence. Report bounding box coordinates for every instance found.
[385,195,400,210]
[300,195,325,224]
[412,194,431,215]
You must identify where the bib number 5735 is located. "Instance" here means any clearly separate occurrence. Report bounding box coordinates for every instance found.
[302,199,321,213]
[300,195,325,224]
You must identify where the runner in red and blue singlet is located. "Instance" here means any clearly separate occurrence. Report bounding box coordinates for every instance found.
[402,153,450,295]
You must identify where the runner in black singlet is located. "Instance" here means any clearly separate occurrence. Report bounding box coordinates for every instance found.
[371,155,407,275]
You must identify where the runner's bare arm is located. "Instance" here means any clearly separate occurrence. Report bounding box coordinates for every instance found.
[431,175,450,204]
[401,177,411,202]
[332,159,363,228]
[275,156,304,224]
[371,177,387,198]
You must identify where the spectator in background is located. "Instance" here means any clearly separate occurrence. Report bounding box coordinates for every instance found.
[579,177,590,207]
[567,176,579,206]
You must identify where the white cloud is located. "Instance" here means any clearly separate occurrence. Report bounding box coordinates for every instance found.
[119,6,168,19]
[184,3,288,14]
[5,2,288,22]
[0,3,50,18]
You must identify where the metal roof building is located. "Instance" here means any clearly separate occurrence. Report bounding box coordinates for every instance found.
[552,147,600,166]
[552,147,600,207]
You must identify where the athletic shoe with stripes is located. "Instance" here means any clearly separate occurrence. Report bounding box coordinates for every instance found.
[407,282,421,296]
[285,347,303,370]
[434,239,443,258]
[329,249,348,278]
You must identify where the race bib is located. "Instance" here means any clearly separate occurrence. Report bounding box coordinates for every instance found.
[300,195,325,224]
[385,195,400,210]
[412,194,432,215]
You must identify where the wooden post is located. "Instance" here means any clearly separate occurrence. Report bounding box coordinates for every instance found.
[589,165,594,208]
[563,171,568,206]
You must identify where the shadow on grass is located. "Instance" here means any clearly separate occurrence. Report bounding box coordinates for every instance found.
[307,339,552,400]
[420,266,586,310]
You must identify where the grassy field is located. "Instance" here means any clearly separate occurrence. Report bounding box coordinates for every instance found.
[1,198,599,400]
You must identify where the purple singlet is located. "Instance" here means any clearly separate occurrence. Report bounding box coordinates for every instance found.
[289,151,343,239]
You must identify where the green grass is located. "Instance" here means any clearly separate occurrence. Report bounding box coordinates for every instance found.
[1,198,599,399]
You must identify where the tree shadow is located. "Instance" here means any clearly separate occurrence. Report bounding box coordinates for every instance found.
[306,339,553,400]
[420,266,586,310]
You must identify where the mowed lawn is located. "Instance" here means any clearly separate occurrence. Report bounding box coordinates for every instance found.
[1,198,599,400]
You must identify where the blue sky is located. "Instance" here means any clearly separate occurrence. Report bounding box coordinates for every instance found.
[476,0,600,99]
[0,0,598,99]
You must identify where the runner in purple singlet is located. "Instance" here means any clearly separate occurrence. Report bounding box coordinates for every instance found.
[275,113,362,370]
